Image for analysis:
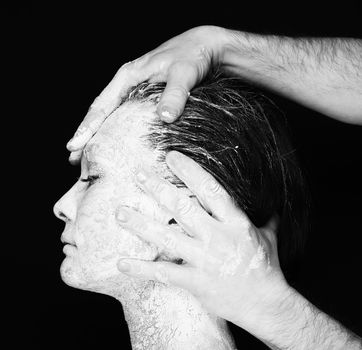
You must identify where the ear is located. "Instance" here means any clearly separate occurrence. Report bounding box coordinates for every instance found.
[264,214,279,233]
[261,214,280,250]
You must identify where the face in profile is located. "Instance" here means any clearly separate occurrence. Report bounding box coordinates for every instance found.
[53,100,174,295]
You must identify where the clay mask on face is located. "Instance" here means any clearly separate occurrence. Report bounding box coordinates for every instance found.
[54,100,174,294]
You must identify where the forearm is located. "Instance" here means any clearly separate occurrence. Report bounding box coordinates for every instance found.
[220,29,362,124]
[238,286,362,350]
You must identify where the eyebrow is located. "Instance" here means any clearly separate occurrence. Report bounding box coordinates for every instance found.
[82,143,110,168]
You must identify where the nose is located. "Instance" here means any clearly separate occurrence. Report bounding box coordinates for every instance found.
[53,202,68,222]
[53,190,77,223]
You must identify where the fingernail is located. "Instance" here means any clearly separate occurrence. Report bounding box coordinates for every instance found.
[117,208,128,222]
[66,138,74,148]
[118,261,131,272]
[160,107,176,122]
[66,137,79,151]
[66,127,92,150]
[135,170,147,184]
[168,151,183,163]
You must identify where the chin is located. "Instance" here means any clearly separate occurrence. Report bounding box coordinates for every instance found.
[60,257,86,288]
[60,256,128,295]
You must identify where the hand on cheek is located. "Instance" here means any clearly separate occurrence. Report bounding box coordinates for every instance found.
[116,151,290,329]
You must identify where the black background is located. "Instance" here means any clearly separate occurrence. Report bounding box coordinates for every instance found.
[5,2,362,349]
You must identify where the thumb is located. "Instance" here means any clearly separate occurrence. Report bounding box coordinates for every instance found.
[157,62,199,122]
[117,258,195,290]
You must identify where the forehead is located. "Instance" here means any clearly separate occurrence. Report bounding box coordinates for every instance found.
[83,100,163,174]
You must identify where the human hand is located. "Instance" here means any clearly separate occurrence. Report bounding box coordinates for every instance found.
[115,150,292,332]
[66,25,229,162]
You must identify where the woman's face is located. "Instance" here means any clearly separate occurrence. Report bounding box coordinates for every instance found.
[53,101,173,294]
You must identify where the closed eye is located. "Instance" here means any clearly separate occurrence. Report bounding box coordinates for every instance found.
[79,175,100,186]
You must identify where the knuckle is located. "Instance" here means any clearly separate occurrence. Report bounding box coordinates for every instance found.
[162,233,178,252]
[202,177,224,197]
[90,95,101,109]
[73,125,88,138]
[170,54,205,79]
[147,177,166,195]
[154,183,172,206]
[165,85,190,100]
[193,46,211,78]
[150,51,170,71]
[196,45,210,61]
[176,196,194,216]
[194,25,214,37]
[169,60,190,73]
[122,55,148,70]
[134,53,151,67]
[87,116,104,133]
[129,59,142,69]
[169,59,197,76]
[117,61,138,80]
[119,61,133,72]
[89,99,107,118]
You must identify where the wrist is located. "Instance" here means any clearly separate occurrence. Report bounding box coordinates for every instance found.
[220,29,270,78]
[242,285,362,350]
[232,283,309,348]
[229,274,295,337]
[258,286,307,348]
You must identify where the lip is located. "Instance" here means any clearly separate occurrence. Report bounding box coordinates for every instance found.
[60,234,76,246]
[63,244,77,255]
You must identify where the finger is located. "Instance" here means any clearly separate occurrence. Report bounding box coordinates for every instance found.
[117,259,197,291]
[116,206,202,264]
[68,150,83,165]
[157,62,198,122]
[134,169,213,238]
[66,57,155,151]
[166,151,244,222]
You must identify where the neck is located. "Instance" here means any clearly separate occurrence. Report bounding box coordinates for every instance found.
[115,280,235,350]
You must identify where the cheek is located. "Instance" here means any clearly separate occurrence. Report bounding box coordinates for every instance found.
[74,187,158,269]
[76,189,117,254]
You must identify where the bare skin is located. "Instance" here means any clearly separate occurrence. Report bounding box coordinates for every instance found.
[54,102,236,350]
[67,25,362,161]
[65,26,362,348]
[116,152,283,325]
[116,151,362,349]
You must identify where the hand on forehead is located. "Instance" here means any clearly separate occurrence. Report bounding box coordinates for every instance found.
[69,100,158,165]
[73,100,157,165]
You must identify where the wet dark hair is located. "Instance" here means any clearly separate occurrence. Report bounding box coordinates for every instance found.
[125,73,309,279]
